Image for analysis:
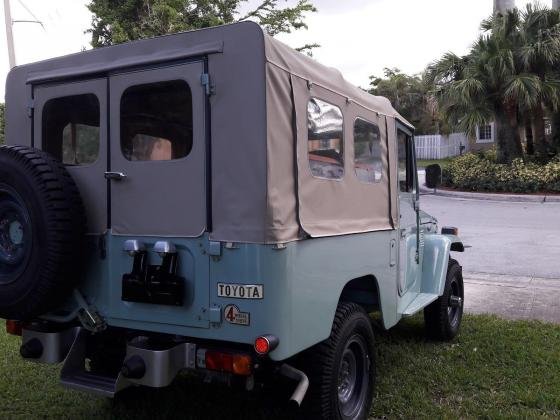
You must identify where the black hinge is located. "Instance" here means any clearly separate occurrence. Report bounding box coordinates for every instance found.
[201,73,214,96]
[27,100,34,118]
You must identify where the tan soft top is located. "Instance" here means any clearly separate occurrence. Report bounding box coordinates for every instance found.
[5,22,411,244]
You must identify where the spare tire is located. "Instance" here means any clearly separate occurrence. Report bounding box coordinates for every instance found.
[0,145,86,320]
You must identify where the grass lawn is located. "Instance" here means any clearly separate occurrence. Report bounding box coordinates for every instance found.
[1,314,559,419]
[417,158,455,169]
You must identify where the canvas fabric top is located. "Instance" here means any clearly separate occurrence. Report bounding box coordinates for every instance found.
[262,35,410,242]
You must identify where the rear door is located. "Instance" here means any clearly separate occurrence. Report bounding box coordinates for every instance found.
[108,62,207,236]
[33,79,108,234]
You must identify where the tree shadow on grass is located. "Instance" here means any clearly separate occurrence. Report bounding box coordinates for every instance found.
[108,374,296,420]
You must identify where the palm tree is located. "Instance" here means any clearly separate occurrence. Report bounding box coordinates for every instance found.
[427,8,560,163]
[427,10,527,163]
[518,4,560,155]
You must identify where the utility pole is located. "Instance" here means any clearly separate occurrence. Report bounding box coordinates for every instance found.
[4,0,16,68]
[493,0,515,14]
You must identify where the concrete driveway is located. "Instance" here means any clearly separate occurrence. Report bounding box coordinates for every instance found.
[419,192,560,323]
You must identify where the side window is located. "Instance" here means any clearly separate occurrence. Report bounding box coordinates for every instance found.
[121,80,193,161]
[307,98,344,180]
[354,118,382,183]
[43,94,100,165]
[397,129,414,193]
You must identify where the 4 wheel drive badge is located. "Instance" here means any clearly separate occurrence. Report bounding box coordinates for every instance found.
[224,304,250,326]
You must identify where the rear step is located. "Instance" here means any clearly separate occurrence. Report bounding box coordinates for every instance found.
[60,329,130,397]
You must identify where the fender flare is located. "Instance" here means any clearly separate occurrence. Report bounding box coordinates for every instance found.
[422,234,452,296]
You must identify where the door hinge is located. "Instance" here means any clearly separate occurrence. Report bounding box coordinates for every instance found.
[201,73,215,96]
[27,100,35,118]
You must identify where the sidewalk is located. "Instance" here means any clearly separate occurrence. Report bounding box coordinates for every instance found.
[464,272,560,324]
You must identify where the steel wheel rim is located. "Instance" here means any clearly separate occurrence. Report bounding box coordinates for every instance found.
[0,185,33,284]
[337,334,369,418]
[447,276,463,327]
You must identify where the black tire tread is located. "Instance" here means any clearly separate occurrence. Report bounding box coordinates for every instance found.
[424,258,463,341]
[0,145,86,320]
[299,302,375,419]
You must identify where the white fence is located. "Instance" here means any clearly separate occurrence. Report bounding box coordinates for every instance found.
[415,133,469,160]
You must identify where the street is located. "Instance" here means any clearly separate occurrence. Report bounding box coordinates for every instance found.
[421,194,560,279]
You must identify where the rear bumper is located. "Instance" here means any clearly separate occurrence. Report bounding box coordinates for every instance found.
[19,325,257,398]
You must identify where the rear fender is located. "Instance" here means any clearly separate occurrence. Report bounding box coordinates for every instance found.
[421,234,452,296]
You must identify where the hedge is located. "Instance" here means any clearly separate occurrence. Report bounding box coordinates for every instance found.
[442,151,560,193]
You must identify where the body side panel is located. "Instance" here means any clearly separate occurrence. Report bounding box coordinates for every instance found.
[77,230,399,361]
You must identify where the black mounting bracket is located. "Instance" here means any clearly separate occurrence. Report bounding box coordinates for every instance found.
[122,251,185,306]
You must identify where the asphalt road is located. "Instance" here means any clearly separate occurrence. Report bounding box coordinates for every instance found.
[420,194,560,279]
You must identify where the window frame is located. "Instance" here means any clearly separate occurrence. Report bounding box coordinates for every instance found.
[397,127,416,194]
[306,97,345,181]
[42,93,102,167]
[476,124,494,144]
[352,117,383,184]
[119,79,194,163]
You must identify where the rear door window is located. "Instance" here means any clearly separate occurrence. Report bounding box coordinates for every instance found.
[43,94,100,165]
[120,80,193,161]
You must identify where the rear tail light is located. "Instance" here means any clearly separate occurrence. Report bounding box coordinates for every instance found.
[254,335,279,355]
[203,350,252,376]
[6,320,23,336]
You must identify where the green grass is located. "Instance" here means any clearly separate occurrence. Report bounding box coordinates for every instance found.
[417,158,455,169]
[1,315,559,419]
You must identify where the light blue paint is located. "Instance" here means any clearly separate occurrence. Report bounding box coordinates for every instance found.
[72,226,459,361]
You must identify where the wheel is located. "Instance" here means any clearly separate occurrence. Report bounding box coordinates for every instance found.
[0,146,86,320]
[300,302,375,420]
[424,258,464,340]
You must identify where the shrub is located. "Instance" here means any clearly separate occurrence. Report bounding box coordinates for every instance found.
[442,152,560,193]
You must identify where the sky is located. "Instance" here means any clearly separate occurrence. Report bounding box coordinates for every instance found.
[0,0,552,100]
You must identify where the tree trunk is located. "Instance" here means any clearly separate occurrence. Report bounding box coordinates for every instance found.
[525,117,534,155]
[494,0,515,14]
[532,103,548,156]
[552,112,560,152]
[495,106,523,164]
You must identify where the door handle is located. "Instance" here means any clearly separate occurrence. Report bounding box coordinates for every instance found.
[104,171,127,181]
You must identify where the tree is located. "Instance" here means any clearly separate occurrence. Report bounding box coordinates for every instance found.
[369,68,446,135]
[518,4,560,155]
[0,103,5,145]
[87,0,316,48]
[427,8,560,163]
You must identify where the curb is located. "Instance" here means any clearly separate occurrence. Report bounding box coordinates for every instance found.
[417,170,560,203]
[420,186,560,203]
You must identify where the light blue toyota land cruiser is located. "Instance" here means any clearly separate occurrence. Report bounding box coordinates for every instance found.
[0,22,464,419]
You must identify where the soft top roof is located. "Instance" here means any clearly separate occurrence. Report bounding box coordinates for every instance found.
[263,34,412,129]
[5,22,411,244]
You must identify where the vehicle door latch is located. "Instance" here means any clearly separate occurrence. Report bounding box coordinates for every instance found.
[104,171,127,181]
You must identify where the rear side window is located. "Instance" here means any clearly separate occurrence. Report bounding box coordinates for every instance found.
[354,118,382,183]
[43,94,100,165]
[120,80,193,161]
[307,98,344,180]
